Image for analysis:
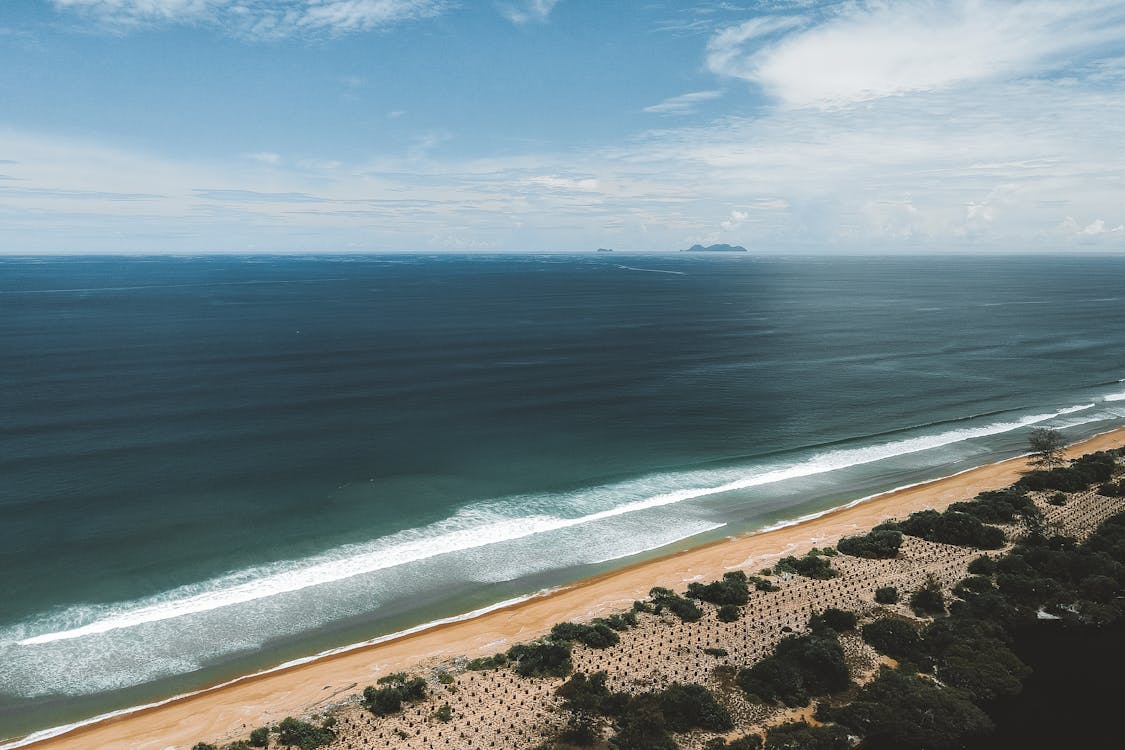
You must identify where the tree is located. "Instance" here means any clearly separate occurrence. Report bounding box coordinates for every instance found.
[1028,427,1066,469]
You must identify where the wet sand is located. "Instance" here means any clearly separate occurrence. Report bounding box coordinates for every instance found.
[18,427,1125,750]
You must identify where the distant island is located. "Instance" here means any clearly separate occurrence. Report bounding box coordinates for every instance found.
[595,248,614,252]
[682,243,747,252]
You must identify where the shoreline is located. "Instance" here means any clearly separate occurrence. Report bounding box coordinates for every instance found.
[11,426,1125,750]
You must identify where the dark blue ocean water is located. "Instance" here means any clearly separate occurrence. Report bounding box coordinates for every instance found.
[2,254,1124,742]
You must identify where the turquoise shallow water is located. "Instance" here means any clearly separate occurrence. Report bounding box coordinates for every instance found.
[2,253,1124,741]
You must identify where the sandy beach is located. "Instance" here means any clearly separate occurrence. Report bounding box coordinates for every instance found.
[16,427,1125,750]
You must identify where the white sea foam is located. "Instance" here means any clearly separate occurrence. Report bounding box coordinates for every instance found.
[13,403,1090,647]
[0,593,547,750]
[1105,391,1125,401]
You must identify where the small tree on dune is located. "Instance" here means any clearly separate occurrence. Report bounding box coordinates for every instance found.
[1028,428,1066,469]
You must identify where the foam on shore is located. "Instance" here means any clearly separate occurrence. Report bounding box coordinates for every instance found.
[12,402,1102,647]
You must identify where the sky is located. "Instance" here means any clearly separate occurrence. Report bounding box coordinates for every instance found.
[1,0,1125,254]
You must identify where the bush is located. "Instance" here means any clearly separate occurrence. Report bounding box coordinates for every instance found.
[763,721,851,750]
[910,577,947,616]
[899,509,1006,549]
[687,571,751,605]
[649,587,703,622]
[557,671,614,714]
[596,611,638,630]
[949,487,1038,524]
[659,683,733,732]
[508,641,573,677]
[837,529,903,559]
[551,621,620,649]
[363,674,427,716]
[703,647,728,657]
[774,553,838,579]
[750,576,781,592]
[609,694,676,750]
[466,652,507,670]
[830,667,992,750]
[737,631,849,706]
[1048,492,1068,506]
[432,703,453,723]
[967,555,996,575]
[861,619,926,666]
[249,727,269,747]
[276,717,335,750]
[192,744,216,750]
[1018,451,1116,492]
[717,604,741,622]
[810,611,850,634]
[874,586,899,604]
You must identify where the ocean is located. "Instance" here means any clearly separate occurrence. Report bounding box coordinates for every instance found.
[2,253,1124,743]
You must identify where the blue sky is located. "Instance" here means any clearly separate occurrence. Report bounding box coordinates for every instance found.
[2,0,1125,253]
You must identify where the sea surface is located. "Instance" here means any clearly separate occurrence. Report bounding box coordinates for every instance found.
[2,253,1124,743]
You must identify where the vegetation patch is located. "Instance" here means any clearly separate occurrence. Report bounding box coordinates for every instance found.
[363,673,427,716]
[774,552,838,580]
[736,622,850,706]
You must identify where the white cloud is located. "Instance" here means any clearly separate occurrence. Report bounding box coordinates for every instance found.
[50,0,449,37]
[707,1,1125,108]
[524,174,599,192]
[246,151,282,165]
[500,0,560,25]
[643,90,723,115]
[1060,217,1125,236]
[720,208,748,230]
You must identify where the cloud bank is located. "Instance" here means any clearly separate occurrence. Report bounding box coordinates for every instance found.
[51,0,450,37]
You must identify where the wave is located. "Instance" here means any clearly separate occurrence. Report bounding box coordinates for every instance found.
[13,402,1093,647]
[0,592,550,750]
[614,265,686,276]
[1105,391,1125,402]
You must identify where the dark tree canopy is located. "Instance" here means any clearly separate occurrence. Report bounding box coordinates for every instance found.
[1028,427,1067,469]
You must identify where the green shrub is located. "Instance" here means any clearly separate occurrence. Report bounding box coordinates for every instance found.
[1048,492,1068,506]
[363,674,427,716]
[466,652,507,670]
[899,509,1005,549]
[432,703,453,722]
[249,727,269,747]
[860,618,926,666]
[551,621,620,649]
[737,631,849,706]
[508,640,573,677]
[967,555,996,575]
[276,717,335,750]
[750,576,781,592]
[910,577,947,617]
[837,529,903,559]
[659,682,733,732]
[687,571,751,605]
[774,553,838,579]
[596,611,637,630]
[811,608,857,633]
[609,694,676,750]
[949,487,1038,524]
[649,587,703,622]
[557,671,614,714]
[703,647,729,657]
[830,667,992,750]
[717,604,741,622]
[874,586,899,604]
[763,721,851,750]
[192,744,217,750]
